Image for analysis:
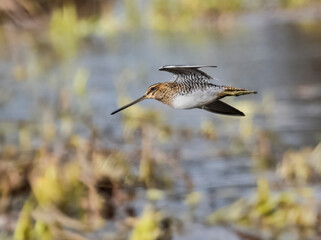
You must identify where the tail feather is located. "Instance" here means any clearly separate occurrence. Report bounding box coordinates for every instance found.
[218,86,257,98]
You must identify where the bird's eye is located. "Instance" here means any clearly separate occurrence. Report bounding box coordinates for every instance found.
[150,87,156,91]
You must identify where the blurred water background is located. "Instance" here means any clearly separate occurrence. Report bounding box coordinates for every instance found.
[0,0,321,240]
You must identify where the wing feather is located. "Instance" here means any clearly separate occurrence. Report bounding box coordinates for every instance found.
[201,100,245,116]
[159,65,217,83]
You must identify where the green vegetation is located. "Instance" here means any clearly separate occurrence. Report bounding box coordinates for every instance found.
[207,178,320,239]
[130,207,163,240]
[278,143,321,184]
[1,0,319,34]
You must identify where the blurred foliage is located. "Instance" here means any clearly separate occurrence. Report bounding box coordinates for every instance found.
[200,119,217,140]
[73,68,89,96]
[149,0,243,31]
[278,142,321,184]
[50,4,97,59]
[184,191,203,222]
[10,139,121,239]
[252,130,279,170]
[116,93,174,187]
[130,206,160,240]
[0,65,138,239]
[281,0,316,8]
[208,142,321,238]
[130,206,172,240]
[217,97,281,171]
[147,189,166,202]
[13,197,37,240]
[125,0,141,28]
[208,179,320,239]
[184,191,202,207]
[6,130,146,239]
[208,143,321,239]
[0,0,319,35]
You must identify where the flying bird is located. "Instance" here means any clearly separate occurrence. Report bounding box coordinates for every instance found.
[111,65,257,116]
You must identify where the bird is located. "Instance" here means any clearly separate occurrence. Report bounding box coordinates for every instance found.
[111,65,257,116]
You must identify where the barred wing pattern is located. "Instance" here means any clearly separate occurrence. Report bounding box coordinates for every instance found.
[159,65,217,84]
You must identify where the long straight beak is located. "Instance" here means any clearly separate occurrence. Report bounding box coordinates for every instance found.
[110,95,146,115]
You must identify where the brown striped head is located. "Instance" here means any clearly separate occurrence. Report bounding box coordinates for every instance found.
[145,83,175,106]
[144,83,163,99]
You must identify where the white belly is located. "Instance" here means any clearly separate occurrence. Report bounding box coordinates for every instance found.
[172,89,217,109]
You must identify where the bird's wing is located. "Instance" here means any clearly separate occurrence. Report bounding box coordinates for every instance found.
[201,100,245,116]
[159,65,217,83]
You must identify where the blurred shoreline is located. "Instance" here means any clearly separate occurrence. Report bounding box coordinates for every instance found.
[0,1,320,31]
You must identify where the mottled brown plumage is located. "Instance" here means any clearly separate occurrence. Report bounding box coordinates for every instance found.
[144,82,178,106]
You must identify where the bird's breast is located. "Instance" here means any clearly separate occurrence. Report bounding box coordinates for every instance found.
[172,88,218,109]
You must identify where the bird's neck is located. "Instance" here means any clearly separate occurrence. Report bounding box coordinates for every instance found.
[155,82,179,107]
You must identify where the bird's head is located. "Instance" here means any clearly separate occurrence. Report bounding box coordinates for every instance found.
[144,83,163,99]
[110,83,164,115]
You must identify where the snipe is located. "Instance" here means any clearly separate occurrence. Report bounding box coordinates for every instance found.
[111,65,257,116]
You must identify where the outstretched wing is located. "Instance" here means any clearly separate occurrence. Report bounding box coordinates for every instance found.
[159,65,217,84]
